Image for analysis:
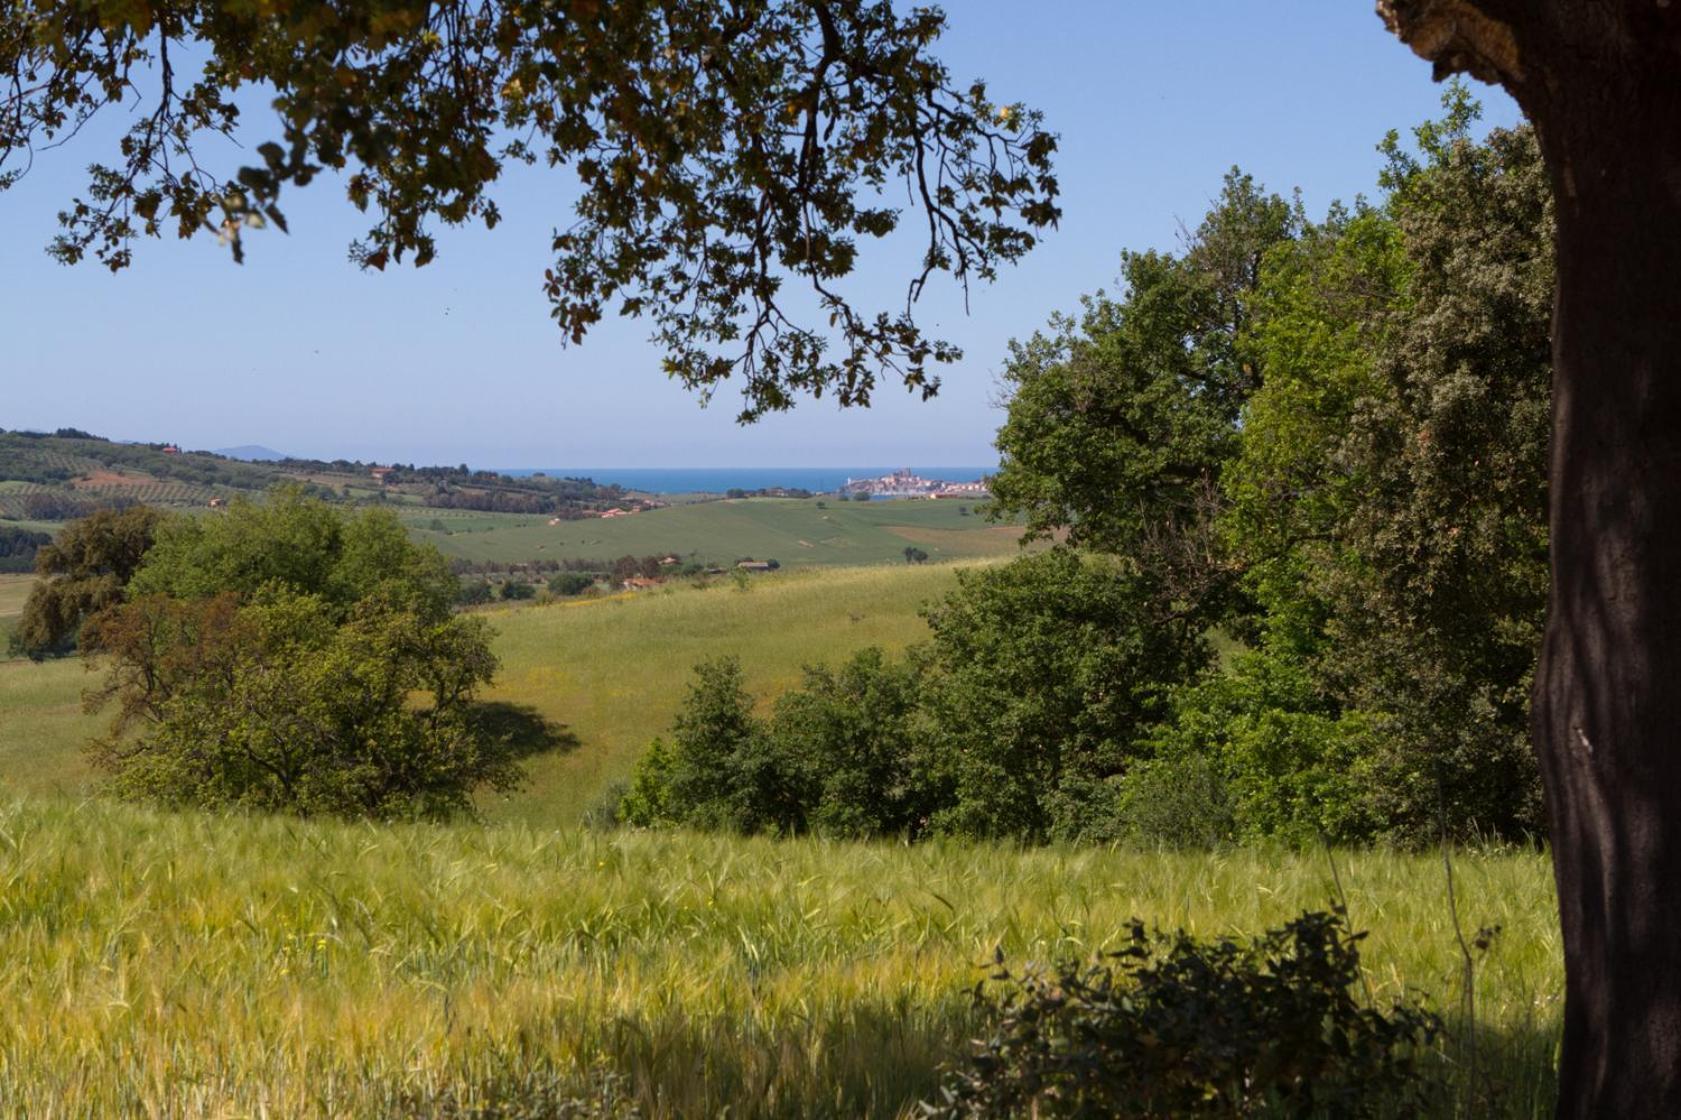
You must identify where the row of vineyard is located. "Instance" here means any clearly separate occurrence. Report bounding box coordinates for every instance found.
[0,482,221,520]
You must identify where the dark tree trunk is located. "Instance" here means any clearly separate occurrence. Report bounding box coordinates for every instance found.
[1533,92,1681,1119]
[1377,2,1681,1115]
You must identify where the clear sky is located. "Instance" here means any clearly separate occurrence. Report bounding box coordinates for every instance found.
[0,2,1521,468]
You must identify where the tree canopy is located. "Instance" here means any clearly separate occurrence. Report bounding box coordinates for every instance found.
[14,504,164,658]
[83,489,518,820]
[1,0,1057,419]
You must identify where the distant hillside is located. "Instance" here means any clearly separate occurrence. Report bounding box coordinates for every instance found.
[0,429,629,523]
[213,445,290,461]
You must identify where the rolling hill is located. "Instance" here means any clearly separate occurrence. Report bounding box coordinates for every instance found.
[0,428,627,522]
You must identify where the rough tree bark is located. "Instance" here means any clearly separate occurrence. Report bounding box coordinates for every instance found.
[1379,2,1681,1116]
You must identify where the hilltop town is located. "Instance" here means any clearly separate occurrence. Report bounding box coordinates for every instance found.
[839,467,992,500]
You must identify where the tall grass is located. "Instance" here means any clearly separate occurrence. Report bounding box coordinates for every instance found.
[0,797,1558,1117]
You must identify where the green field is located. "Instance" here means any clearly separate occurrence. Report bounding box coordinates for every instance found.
[0,574,33,658]
[0,563,971,825]
[0,796,1560,1117]
[400,497,1022,568]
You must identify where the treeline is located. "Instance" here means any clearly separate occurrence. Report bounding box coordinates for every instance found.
[455,554,707,605]
[721,487,814,499]
[0,525,50,573]
[427,491,602,515]
[624,90,1552,847]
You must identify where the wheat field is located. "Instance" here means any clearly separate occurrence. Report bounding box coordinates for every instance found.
[0,797,1560,1118]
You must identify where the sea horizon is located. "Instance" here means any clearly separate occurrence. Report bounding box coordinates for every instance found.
[495,465,996,494]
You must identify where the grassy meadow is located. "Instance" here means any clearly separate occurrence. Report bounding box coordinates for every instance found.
[0,796,1560,1118]
[0,572,32,649]
[0,563,971,825]
[400,497,1022,568]
[0,560,1565,1115]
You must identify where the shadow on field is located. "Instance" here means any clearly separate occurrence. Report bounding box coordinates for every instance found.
[384,1007,1561,1119]
[466,701,580,759]
[384,1000,971,1119]
[1429,1015,1560,1119]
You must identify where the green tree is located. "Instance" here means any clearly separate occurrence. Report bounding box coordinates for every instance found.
[1132,647,1381,847]
[0,524,50,574]
[14,505,165,658]
[989,170,1297,630]
[620,657,801,834]
[84,494,515,820]
[85,587,514,820]
[917,549,1206,842]
[547,571,597,597]
[132,486,456,622]
[768,647,933,839]
[1227,100,1550,841]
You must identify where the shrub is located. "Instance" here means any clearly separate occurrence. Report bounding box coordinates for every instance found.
[619,658,801,833]
[500,579,537,601]
[1114,753,1236,849]
[0,524,50,574]
[924,909,1441,1119]
[548,571,597,596]
[621,650,936,839]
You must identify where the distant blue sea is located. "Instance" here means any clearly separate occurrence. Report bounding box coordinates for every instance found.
[497,466,994,495]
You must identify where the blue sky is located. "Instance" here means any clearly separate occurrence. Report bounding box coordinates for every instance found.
[0,3,1521,468]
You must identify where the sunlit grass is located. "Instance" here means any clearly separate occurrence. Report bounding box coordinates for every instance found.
[401,497,1024,569]
[0,564,970,825]
[0,797,1559,1117]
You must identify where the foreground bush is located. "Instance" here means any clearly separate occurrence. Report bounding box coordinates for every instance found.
[925,909,1441,1119]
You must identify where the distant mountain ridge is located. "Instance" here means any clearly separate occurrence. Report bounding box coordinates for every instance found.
[214,445,291,462]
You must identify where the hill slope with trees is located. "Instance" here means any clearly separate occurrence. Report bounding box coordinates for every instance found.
[0,429,628,522]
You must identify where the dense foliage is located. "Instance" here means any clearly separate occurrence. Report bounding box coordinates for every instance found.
[917,550,1204,842]
[988,91,1550,844]
[624,93,1553,849]
[924,909,1440,1118]
[85,490,519,820]
[622,550,1201,842]
[0,523,51,574]
[13,506,163,658]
